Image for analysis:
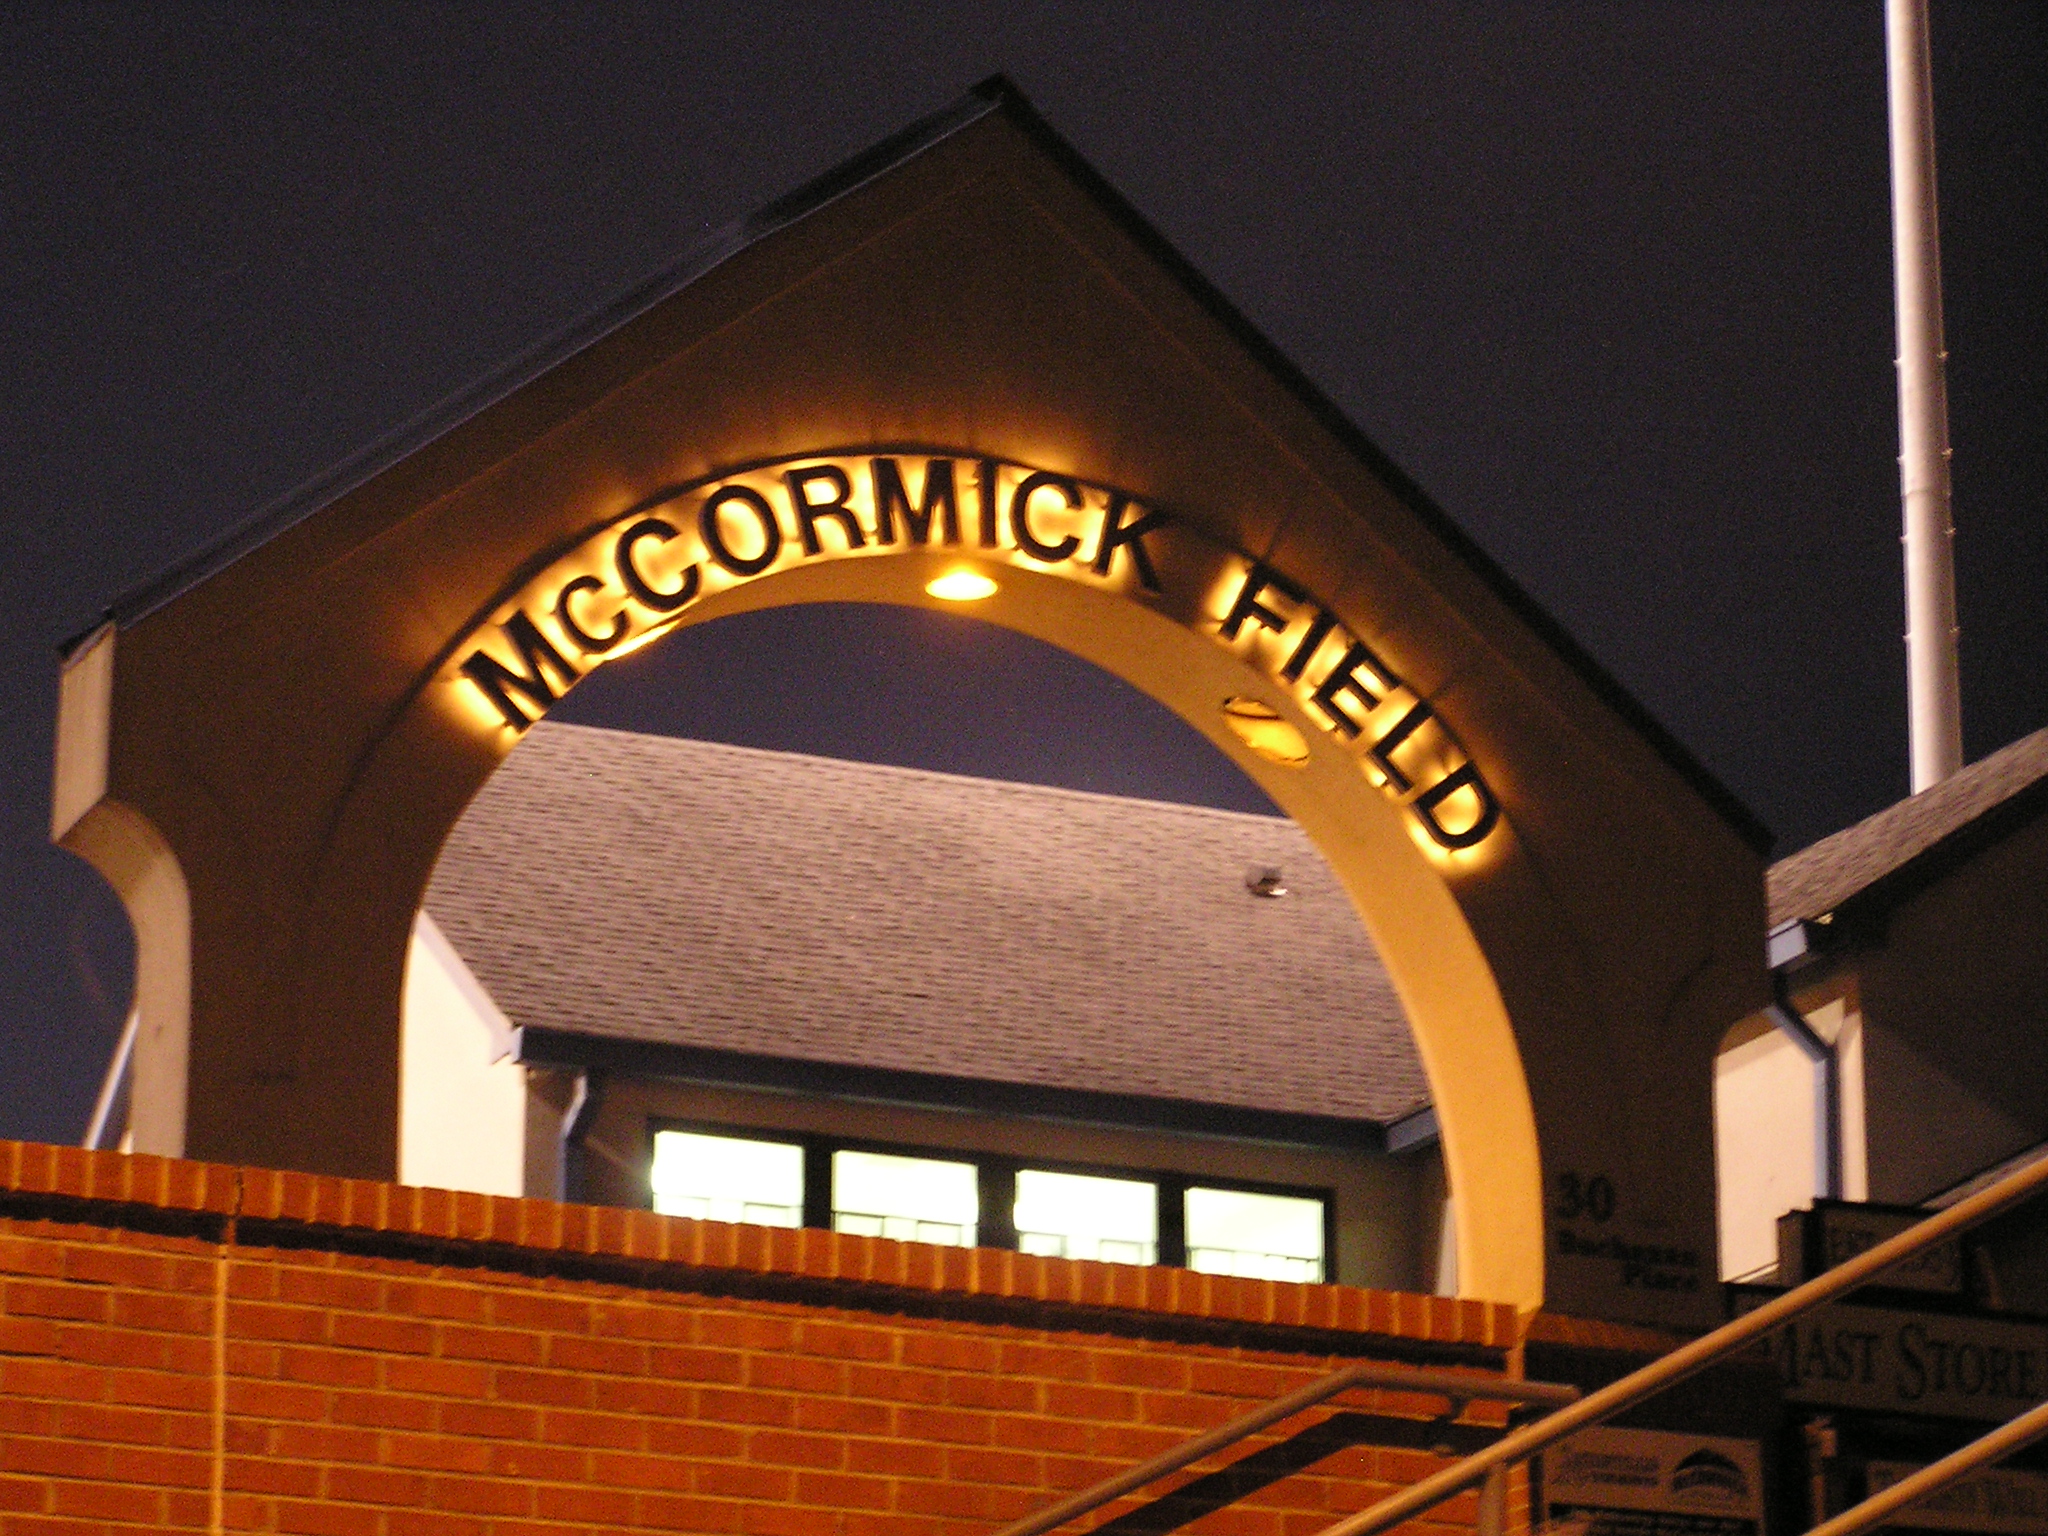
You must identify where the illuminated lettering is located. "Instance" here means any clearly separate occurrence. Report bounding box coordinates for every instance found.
[700,485,782,576]
[1220,562,1303,641]
[460,611,580,728]
[784,464,865,556]
[976,459,1000,547]
[553,575,627,655]
[871,458,960,546]
[1413,764,1502,849]
[1009,471,1083,564]
[1308,640,1397,737]
[445,449,1504,853]
[1089,494,1170,590]
[1363,699,1435,793]
[614,517,699,611]
[1280,608,1338,682]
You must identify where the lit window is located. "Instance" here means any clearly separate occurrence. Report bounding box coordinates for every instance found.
[651,1130,803,1227]
[1014,1169,1158,1264]
[1185,1186,1326,1282]
[832,1149,978,1247]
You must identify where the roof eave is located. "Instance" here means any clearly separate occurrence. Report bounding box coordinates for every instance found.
[515,1025,1399,1154]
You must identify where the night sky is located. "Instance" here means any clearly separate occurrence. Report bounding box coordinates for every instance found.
[3,4,2043,1145]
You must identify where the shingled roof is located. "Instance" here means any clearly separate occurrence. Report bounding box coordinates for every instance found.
[423,723,1427,1128]
[1769,726,2048,928]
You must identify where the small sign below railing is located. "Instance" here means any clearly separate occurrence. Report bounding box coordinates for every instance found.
[1544,1426,1763,1536]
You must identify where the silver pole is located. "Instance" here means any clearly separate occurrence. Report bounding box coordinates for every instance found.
[1887,0,1963,791]
[1475,1465,1507,1536]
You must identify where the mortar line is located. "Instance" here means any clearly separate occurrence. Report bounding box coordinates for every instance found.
[211,1172,242,1536]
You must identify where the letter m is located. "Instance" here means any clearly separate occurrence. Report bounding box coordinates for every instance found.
[871,458,960,545]
[459,611,580,728]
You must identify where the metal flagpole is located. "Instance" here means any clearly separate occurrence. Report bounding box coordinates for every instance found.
[1886,0,1963,791]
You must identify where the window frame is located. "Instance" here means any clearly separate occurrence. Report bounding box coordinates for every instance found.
[644,1116,1337,1278]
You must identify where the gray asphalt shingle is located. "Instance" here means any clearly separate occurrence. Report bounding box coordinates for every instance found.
[425,723,1427,1124]
[1769,726,2048,927]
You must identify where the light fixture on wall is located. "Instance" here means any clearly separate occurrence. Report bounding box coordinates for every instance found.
[1219,696,1309,766]
[925,569,998,602]
[1246,868,1288,899]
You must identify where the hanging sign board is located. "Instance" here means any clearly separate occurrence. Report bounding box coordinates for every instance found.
[1744,1297,2048,1422]
[1543,1426,1763,1536]
[1778,1201,1964,1294]
[1863,1461,2048,1536]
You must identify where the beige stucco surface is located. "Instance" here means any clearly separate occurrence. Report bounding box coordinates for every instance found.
[54,91,1768,1325]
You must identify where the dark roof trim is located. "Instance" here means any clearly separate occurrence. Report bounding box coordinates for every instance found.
[82,76,1769,855]
[1834,767,2048,929]
[515,1025,1393,1153]
[965,81,1771,856]
[1385,1106,1440,1155]
[81,88,1005,641]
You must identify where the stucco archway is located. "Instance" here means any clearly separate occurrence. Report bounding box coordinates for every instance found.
[51,81,1768,1326]
[398,448,1542,1307]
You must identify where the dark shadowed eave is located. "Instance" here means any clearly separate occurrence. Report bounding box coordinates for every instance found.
[79,87,1008,643]
[1769,725,2048,927]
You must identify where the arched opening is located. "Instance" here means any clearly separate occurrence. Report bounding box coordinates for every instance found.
[406,601,1453,1291]
[47,89,1773,1331]
[390,452,1541,1307]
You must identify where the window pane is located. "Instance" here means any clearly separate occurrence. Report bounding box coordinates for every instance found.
[832,1149,978,1247]
[1014,1169,1158,1265]
[651,1130,803,1227]
[1185,1186,1326,1282]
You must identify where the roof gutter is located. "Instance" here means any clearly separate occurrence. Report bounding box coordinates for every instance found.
[513,1025,1396,1153]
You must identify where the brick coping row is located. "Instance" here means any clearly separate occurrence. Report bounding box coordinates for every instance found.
[0,1139,1520,1352]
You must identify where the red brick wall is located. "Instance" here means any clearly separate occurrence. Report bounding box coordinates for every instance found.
[0,1141,1528,1535]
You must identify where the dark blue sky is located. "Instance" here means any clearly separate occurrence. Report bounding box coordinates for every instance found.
[3,3,2043,1144]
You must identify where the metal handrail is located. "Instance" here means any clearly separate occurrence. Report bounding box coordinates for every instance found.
[1307,1148,2048,1536]
[991,1361,1581,1536]
[1807,1398,2048,1536]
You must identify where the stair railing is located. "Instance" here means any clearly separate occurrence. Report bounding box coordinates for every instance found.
[994,1147,2048,1536]
[992,1362,1581,1536]
[1802,1396,2048,1536]
[1306,1149,2048,1536]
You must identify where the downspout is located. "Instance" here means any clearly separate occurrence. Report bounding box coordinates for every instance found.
[559,1069,604,1205]
[1767,920,1842,1199]
[82,1005,140,1151]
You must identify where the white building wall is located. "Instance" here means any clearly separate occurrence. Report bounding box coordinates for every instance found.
[1825,998,1870,1202]
[400,910,527,1197]
[1715,997,1868,1280]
